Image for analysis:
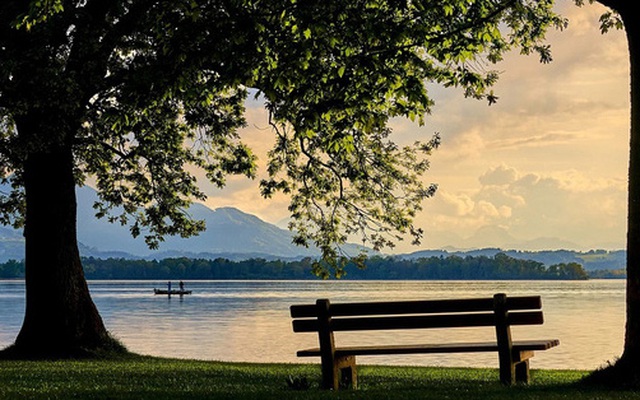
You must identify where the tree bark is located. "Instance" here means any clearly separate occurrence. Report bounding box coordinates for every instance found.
[7,138,121,357]
[621,3,640,366]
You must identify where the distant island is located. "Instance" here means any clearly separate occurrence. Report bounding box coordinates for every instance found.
[0,252,605,280]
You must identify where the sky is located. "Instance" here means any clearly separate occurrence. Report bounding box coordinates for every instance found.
[198,1,630,253]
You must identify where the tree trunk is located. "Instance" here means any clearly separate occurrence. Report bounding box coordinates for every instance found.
[581,2,640,386]
[8,143,122,358]
[621,4,640,366]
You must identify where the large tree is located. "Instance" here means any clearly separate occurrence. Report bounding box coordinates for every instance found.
[577,0,640,386]
[0,0,564,357]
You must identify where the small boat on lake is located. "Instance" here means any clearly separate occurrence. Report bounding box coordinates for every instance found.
[154,288,192,295]
[155,281,190,296]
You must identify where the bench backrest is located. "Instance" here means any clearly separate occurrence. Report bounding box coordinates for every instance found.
[291,293,544,333]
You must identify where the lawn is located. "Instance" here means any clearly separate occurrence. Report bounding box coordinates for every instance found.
[0,356,638,399]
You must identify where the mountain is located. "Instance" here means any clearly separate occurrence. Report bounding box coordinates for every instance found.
[428,225,584,251]
[464,226,518,248]
[77,186,342,259]
[0,186,369,261]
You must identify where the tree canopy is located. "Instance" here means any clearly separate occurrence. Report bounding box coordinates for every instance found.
[0,0,585,358]
[0,0,566,277]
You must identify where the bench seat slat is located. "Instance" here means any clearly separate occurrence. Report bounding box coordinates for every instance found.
[292,311,543,333]
[296,339,560,357]
[290,296,542,318]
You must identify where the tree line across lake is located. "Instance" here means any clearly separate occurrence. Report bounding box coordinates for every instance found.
[0,252,594,280]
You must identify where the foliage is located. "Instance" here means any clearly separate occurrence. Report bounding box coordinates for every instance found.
[588,269,627,279]
[356,255,589,280]
[0,0,566,277]
[0,259,22,278]
[0,254,590,280]
[573,0,623,33]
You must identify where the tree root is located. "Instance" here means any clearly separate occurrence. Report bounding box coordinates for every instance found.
[581,356,640,389]
[0,335,129,360]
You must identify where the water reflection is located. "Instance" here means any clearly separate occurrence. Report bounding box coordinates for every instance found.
[0,279,625,370]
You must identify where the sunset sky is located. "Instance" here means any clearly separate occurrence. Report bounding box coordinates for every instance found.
[199,1,630,253]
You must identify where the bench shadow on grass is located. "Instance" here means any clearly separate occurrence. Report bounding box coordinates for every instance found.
[309,365,630,400]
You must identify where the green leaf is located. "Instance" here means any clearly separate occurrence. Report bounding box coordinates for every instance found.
[303,28,312,40]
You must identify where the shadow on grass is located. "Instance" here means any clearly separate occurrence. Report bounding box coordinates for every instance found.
[581,356,640,390]
[0,335,130,361]
[0,358,639,400]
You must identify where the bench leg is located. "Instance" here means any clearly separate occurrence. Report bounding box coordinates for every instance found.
[515,360,530,384]
[320,358,335,390]
[336,355,357,390]
[499,361,516,385]
[513,350,534,384]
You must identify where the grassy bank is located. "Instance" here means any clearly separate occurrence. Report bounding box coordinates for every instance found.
[0,357,638,399]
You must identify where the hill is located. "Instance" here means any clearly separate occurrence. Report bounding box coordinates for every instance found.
[76,186,319,259]
[402,248,626,271]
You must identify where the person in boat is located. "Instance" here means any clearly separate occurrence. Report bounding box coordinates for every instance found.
[167,281,172,293]
[179,281,185,292]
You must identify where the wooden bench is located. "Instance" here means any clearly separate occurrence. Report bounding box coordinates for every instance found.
[290,293,559,390]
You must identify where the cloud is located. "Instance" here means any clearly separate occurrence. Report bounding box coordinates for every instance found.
[413,164,626,251]
[490,132,580,150]
[479,164,518,185]
[436,191,475,216]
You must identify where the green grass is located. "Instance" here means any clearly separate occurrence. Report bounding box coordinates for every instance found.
[0,356,638,399]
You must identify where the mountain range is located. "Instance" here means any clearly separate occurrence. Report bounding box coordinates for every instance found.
[77,186,350,260]
[0,186,626,270]
[400,248,626,271]
[421,225,589,252]
[0,186,365,262]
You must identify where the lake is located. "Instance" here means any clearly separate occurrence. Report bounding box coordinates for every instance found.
[0,279,625,370]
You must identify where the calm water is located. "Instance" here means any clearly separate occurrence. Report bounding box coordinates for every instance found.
[0,280,625,370]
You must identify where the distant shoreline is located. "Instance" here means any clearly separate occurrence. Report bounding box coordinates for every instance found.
[0,253,610,280]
